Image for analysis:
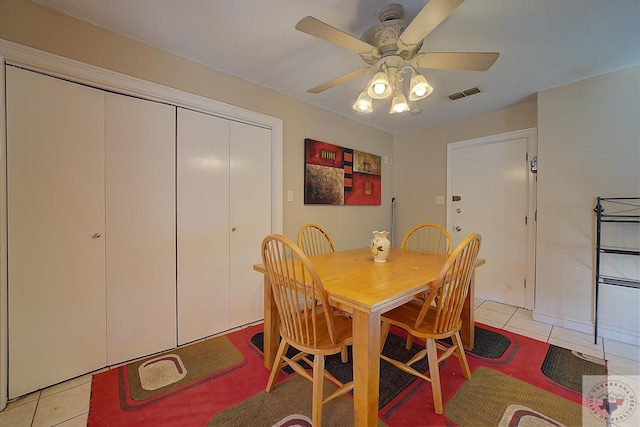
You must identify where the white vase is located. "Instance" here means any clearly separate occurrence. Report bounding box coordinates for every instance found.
[370,230,391,263]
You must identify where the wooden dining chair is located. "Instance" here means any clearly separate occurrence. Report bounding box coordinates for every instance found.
[380,233,482,415]
[297,223,350,362]
[297,223,336,256]
[401,222,453,348]
[261,234,354,426]
[401,222,452,255]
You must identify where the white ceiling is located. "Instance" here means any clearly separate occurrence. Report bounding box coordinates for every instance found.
[34,0,640,134]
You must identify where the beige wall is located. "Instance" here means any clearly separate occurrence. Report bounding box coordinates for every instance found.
[1,0,638,344]
[536,66,640,342]
[0,0,395,249]
[392,100,538,241]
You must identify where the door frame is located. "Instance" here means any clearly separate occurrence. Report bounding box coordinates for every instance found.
[446,128,537,309]
[0,39,283,408]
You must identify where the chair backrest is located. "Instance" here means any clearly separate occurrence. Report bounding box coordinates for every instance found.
[297,223,336,256]
[261,234,338,347]
[401,223,452,255]
[416,233,482,333]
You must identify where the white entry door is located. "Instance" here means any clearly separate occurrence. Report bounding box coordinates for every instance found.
[448,129,537,308]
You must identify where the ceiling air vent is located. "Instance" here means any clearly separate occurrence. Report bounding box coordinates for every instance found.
[448,86,483,101]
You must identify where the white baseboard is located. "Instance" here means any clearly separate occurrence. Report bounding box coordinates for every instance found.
[597,324,640,347]
[533,308,593,334]
[533,308,639,346]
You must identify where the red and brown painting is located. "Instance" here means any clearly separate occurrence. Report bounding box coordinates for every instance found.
[304,138,381,205]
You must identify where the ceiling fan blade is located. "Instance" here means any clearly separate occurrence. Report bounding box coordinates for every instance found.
[411,52,499,71]
[307,68,372,94]
[398,0,465,53]
[296,16,379,58]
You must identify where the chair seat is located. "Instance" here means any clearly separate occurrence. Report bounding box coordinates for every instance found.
[282,313,353,355]
[382,300,462,341]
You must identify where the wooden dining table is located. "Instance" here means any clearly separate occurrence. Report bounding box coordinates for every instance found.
[253,246,485,427]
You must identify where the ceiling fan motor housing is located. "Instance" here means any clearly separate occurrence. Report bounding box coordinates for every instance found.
[359,4,423,64]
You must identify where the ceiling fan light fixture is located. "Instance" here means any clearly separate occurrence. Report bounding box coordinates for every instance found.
[390,91,410,114]
[367,71,392,99]
[409,70,433,101]
[353,90,373,113]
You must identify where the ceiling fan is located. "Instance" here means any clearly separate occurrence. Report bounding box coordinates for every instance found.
[295,0,499,113]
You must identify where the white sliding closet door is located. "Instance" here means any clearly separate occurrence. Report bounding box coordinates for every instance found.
[105,93,176,364]
[177,112,271,343]
[177,108,231,344]
[229,122,271,327]
[7,67,107,398]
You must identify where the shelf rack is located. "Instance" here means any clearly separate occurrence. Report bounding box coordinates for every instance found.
[594,197,640,344]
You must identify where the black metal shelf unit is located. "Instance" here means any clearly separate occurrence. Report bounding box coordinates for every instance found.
[593,197,640,344]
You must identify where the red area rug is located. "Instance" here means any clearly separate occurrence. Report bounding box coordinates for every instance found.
[88,323,606,426]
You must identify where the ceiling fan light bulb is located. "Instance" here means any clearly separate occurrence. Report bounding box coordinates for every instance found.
[390,92,410,114]
[353,90,373,113]
[367,71,392,99]
[373,83,387,95]
[409,72,433,101]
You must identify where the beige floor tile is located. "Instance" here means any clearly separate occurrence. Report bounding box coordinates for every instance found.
[479,300,518,315]
[549,325,602,350]
[57,412,89,427]
[4,390,40,411]
[512,307,533,320]
[474,298,485,308]
[504,325,549,343]
[475,318,505,330]
[32,382,91,427]
[40,373,93,398]
[607,354,640,376]
[603,338,640,362]
[505,316,552,338]
[474,306,512,327]
[0,399,36,427]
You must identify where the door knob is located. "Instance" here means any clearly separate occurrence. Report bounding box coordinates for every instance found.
[93,232,102,239]
[454,226,462,232]
[232,227,237,232]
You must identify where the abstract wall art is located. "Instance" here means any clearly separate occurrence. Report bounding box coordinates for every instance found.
[304,138,381,205]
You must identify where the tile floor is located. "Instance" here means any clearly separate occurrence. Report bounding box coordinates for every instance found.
[1,298,639,426]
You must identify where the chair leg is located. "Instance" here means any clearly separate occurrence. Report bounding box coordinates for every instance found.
[452,332,471,379]
[380,321,391,352]
[405,333,414,350]
[425,339,443,414]
[266,340,288,392]
[312,354,325,427]
[341,344,348,363]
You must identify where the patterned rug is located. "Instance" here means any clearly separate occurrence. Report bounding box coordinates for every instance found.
[88,322,607,426]
[250,325,513,409]
[445,367,583,426]
[120,335,244,408]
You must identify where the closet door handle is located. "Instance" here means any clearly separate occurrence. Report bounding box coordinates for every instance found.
[93,232,102,239]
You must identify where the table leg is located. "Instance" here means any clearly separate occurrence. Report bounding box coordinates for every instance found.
[352,309,380,427]
[262,276,279,370]
[460,270,476,350]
